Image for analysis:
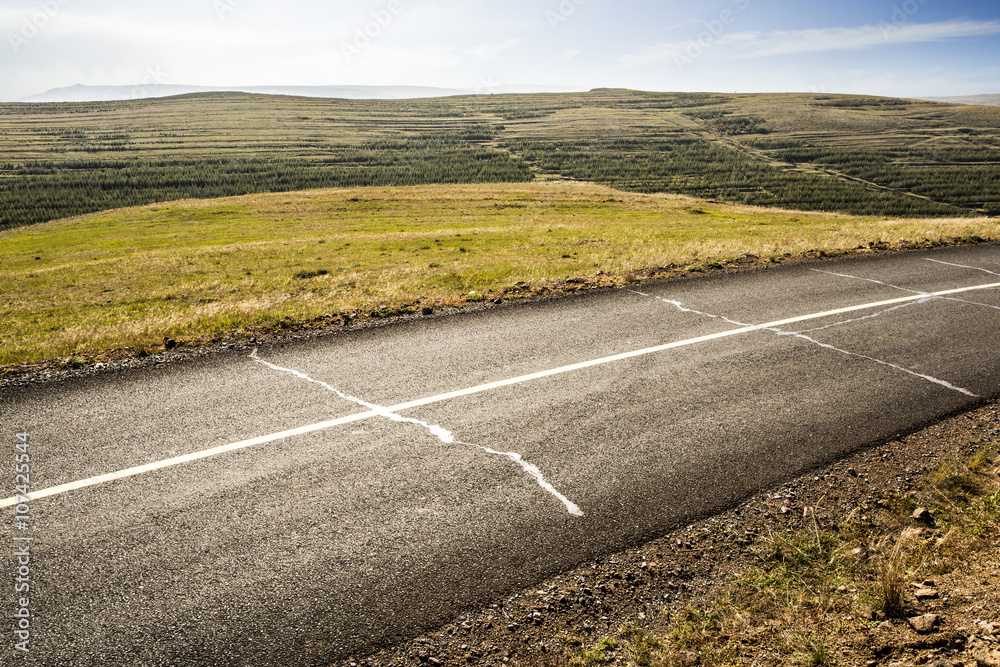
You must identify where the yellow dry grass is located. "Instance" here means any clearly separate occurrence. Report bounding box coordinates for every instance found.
[1,181,997,366]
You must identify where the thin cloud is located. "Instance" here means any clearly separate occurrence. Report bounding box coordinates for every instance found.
[469,38,519,61]
[618,19,1000,66]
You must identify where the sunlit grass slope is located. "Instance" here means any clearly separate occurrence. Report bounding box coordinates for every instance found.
[1,181,997,365]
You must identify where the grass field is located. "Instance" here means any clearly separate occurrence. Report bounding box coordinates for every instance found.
[2,90,1000,230]
[2,181,997,367]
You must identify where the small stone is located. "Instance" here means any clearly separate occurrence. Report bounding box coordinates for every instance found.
[909,614,941,633]
[915,588,940,600]
[422,307,434,315]
[780,506,790,514]
[428,659,442,666]
[976,648,1000,667]
[912,507,935,525]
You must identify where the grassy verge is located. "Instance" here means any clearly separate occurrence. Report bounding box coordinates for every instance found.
[565,443,1000,667]
[1,181,998,367]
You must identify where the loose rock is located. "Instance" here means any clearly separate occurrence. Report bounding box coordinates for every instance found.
[908,613,941,633]
[915,588,941,600]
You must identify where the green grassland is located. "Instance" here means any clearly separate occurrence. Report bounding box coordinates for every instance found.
[2,90,999,366]
[2,181,997,366]
[2,90,1000,231]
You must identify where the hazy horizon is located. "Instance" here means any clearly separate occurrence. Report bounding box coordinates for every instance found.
[2,0,999,103]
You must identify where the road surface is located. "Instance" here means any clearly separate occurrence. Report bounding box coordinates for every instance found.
[3,245,999,665]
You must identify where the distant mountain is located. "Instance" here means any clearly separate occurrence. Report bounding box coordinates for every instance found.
[18,83,475,102]
[18,83,585,103]
[921,94,1000,106]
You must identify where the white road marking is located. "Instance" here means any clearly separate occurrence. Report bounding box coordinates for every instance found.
[4,278,1000,509]
[0,411,381,507]
[813,268,1000,312]
[251,351,584,516]
[796,300,928,334]
[813,268,928,290]
[925,258,1000,276]
[636,291,979,397]
[790,334,977,397]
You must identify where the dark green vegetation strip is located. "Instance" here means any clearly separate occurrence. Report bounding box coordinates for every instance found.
[1,90,999,230]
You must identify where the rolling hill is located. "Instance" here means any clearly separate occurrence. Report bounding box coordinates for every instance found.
[1,90,999,233]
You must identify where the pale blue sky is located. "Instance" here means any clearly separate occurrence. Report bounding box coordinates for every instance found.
[1,0,998,101]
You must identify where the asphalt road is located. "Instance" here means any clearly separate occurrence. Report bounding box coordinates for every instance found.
[3,245,1000,666]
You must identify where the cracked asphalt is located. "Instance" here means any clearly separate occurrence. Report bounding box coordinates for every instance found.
[2,244,999,666]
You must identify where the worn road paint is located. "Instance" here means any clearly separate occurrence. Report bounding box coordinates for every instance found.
[796,300,928,335]
[5,278,1000,509]
[925,258,1000,277]
[635,291,978,397]
[813,268,1000,312]
[251,350,584,516]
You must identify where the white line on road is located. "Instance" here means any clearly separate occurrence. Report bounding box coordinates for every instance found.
[925,258,1000,276]
[635,291,978,397]
[4,279,1000,508]
[250,351,584,516]
[814,268,1000,312]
